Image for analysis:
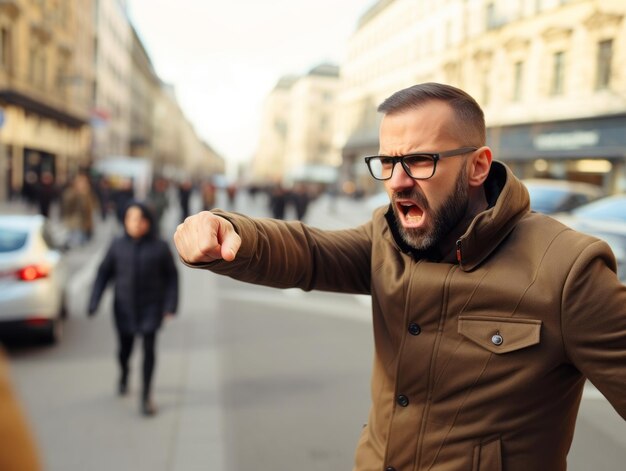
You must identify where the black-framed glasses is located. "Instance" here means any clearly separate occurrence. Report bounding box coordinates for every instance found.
[364,146,478,181]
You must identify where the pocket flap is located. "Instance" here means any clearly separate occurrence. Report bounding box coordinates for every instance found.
[458,315,542,354]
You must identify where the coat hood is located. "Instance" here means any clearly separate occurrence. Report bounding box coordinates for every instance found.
[456,161,530,271]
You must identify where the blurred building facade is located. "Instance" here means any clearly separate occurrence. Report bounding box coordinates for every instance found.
[91,0,131,160]
[128,25,158,159]
[252,64,341,186]
[0,0,223,202]
[0,0,93,200]
[252,75,297,183]
[337,0,626,195]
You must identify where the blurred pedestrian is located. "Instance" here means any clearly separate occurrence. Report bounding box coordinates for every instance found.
[95,176,113,221]
[201,180,216,211]
[112,178,135,224]
[148,177,170,234]
[36,171,58,218]
[60,173,96,247]
[269,182,287,219]
[88,202,179,416]
[291,182,311,221]
[226,183,238,210]
[178,179,193,222]
[174,82,626,469]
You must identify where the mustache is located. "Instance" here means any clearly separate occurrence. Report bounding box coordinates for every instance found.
[392,189,429,210]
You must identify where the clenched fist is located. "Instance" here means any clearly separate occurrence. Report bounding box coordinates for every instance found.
[173,211,242,264]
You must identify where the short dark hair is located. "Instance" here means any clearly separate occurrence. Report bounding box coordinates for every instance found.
[377,82,486,146]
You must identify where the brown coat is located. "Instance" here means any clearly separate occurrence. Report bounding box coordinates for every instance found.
[0,350,41,471]
[194,161,626,471]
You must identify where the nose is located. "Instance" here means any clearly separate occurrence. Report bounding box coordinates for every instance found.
[386,161,416,192]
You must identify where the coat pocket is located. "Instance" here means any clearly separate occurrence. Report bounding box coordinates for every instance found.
[472,436,502,471]
[458,315,542,354]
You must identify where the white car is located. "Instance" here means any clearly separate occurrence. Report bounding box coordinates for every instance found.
[0,215,68,344]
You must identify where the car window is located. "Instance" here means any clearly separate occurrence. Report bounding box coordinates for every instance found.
[0,228,28,252]
[572,198,626,222]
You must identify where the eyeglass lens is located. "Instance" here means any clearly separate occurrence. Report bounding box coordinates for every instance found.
[368,155,435,180]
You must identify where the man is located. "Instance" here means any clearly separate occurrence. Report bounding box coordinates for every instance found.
[174,83,626,471]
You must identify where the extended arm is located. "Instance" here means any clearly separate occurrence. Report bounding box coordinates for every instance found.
[561,237,626,419]
[174,210,373,294]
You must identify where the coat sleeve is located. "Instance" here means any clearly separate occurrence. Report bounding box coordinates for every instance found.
[561,237,626,420]
[161,241,179,315]
[88,241,117,314]
[186,210,373,295]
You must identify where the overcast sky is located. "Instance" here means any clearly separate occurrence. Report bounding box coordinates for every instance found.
[127,0,375,173]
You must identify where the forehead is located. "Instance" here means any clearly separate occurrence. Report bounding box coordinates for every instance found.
[126,207,143,218]
[379,100,459,154]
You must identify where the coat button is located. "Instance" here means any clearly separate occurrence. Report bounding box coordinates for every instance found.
[491,333,503,346]
[396,395,409,407]
[385,467,396,471]
[408,323,421,335]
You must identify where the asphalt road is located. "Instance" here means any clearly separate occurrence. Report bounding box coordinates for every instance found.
[3,190,626,470]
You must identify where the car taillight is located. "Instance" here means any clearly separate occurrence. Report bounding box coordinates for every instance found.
[16,265,49,281]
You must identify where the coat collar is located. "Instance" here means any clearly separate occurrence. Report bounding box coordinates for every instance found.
[383,161,530,271]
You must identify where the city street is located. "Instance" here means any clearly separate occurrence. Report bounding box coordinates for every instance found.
[3,190,626,470]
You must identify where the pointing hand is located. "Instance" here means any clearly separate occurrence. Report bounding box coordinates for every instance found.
[174,211,241,264]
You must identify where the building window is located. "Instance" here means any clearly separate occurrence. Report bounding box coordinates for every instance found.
[486,2,510,30]
[0,26,11,71]
[56,51,71,96]
[29,37,47,88]
[595,39,613,90]
[486,3,496,30]
[513,61,523,101]
[550,51,565,96]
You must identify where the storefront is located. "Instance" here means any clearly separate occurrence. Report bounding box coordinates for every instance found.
[488,114,626,193]
[0,91,91,200]
[341,130,379,197]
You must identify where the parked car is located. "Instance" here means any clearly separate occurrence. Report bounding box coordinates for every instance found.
[523,178,604,214]
[0,215,68,344]
[555,194,626,283]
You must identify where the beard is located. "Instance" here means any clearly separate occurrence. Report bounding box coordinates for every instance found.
[392,167,469,251]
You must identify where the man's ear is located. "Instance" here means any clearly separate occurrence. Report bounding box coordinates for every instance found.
[468,146,492,187]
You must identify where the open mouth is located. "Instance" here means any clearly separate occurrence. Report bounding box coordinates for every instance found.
[396,200,425,228]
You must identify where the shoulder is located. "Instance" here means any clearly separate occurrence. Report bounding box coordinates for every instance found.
[515,211,615,270]
[518,212,607,247]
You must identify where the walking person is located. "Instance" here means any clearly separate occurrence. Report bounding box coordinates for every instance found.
[36,171,58,218]
[173,83,626,470]
[88,201,179,416]
[178,179,193,222]
[268,182,287,219]
[291,182,311,221]
[60,173,96,247]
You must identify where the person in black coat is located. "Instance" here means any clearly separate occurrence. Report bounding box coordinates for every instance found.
[88,201,179,416]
